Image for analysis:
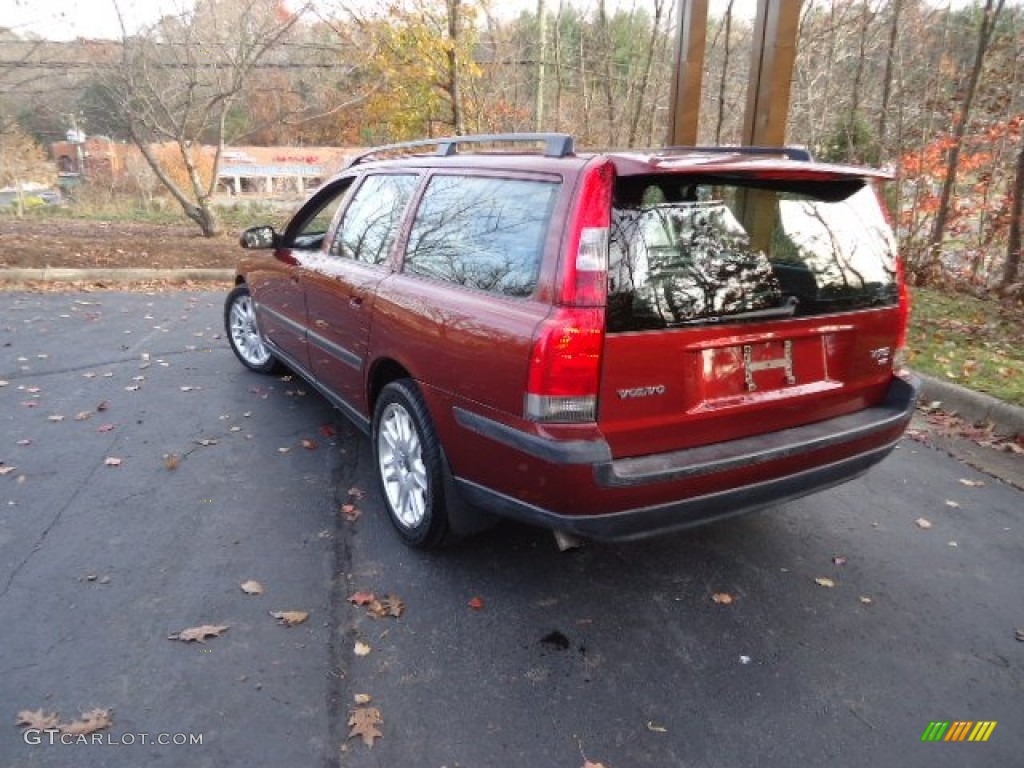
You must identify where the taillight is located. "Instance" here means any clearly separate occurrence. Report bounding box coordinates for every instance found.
[525,160,614,423]
[525,308,604,422]
[894,255,911,370]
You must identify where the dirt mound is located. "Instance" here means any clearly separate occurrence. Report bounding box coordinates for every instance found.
[0,217,242,270]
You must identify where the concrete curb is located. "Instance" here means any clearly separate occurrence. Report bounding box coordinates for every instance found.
[0,267,234,283]
[915,371,1024,437]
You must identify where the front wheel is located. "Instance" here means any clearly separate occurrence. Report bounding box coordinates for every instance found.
[225,284,279,373]
[372,380,451,549]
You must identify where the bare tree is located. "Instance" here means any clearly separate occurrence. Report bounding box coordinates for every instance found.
[104,0,307,236]
[926,0,1006,267]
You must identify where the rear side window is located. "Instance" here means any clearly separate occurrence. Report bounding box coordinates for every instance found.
[330,174,419,264]
[404,175,557,297]
[607,179,898,332]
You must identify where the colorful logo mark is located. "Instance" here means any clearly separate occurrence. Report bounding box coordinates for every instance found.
[921,721,997,742]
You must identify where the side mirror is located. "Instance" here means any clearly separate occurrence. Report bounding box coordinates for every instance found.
[239,225,278,249]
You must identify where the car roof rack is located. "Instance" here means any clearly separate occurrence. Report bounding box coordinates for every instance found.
[347,133,575,167]
[650,145,814,162]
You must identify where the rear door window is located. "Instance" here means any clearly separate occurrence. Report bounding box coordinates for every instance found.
[607,179,898,332]
[403,175,558,297]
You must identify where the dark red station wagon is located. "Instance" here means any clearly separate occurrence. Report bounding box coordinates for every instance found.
[225,133,919,549]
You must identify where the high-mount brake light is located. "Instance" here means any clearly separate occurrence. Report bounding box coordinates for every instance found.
[526,160,614,423]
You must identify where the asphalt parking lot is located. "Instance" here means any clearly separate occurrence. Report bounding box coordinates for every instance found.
[1,291,1021,768]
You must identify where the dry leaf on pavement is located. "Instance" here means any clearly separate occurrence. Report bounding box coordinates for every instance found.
[301,439,318,450]
[104,457,122,467]
[354,641,372,657]
[240,580,264,595]
[348,706,383,747]
[341,504,361,522]
[367,595,404,619]
[0,466,16,476]
[814,577,836,588]
[915,517,933,529]
[468,596,485,610]
[270,610,308,627]
[958,478,985,487]
[60,708,113,735]
[168,624,229,643]
[16,709,60,729]
[348,591,376,606]
[711,592,734,604]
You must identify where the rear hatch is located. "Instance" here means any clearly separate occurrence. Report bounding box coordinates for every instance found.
[599,163,904,458]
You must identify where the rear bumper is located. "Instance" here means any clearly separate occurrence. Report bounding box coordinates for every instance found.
[454,374,920,540]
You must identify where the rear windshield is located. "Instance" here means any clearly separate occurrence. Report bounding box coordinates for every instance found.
[607,177,898,333]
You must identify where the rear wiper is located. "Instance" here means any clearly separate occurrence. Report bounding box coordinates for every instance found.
[669,295,799,326]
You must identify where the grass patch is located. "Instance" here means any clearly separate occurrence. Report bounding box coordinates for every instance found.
[907,287,1024,407]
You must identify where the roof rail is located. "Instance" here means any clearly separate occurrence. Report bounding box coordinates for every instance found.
[346,133,575,167]
[654,145,814,162]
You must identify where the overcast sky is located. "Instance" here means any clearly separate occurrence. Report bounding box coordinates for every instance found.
[2,0,764,41]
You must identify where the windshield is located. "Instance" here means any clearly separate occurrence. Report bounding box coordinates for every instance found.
[607,178,898,333]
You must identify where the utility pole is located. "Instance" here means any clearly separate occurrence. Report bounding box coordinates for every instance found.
[535,0,548,131]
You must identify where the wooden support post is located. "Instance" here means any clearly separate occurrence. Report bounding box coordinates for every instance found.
[668,0,709,147]
[742,0,801,147]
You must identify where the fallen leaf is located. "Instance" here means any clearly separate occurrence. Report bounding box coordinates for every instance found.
[104,457,122,467]
[320,424,337,437]
[1015,628,1024,642]
[17,439,32,446]
[948,541,958,547]
[278,447,291,454]
[16,709,60,729]
[301,439,318,450]
[353,693,372,704]
[348,706,383,747]
[96,424,115,433]
[59,708,113,735]
[96,401,109,412]
[859,596,873,605]
[179,386,198,392]
[582,762,609,768]
[74,411,93,421]
[164,453,180,470]
[270,610,309,627]
[348,591,376,606]
[240,580,264,595]
[341,504,361,522]
[168,624,229,643]
[646,721,668,733]
[48,414,65,422]
[124,385,140,392]
[354,641,372,656]
[348,486,366,499]
[958,478,985,488]
[814,577,836,588]
[711,592,734,605]
[945,500,960,508]
[0,466,17,476]
[367,595,405,619]
[21,401,38,408]
[915,517,933,529]
[196,438,218,447]
[468,596,485,610]
[832,556,848,566]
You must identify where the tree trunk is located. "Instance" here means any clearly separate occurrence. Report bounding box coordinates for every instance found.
[927,0,1005,272]
[1001,138,1024,292]
[877,0,904,152]
[535,0,547,131]
[714,0,735,145]
[447,0,464,135]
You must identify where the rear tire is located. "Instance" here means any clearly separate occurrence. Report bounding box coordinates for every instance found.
[225,284,279,374]
[372,380,451,549]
